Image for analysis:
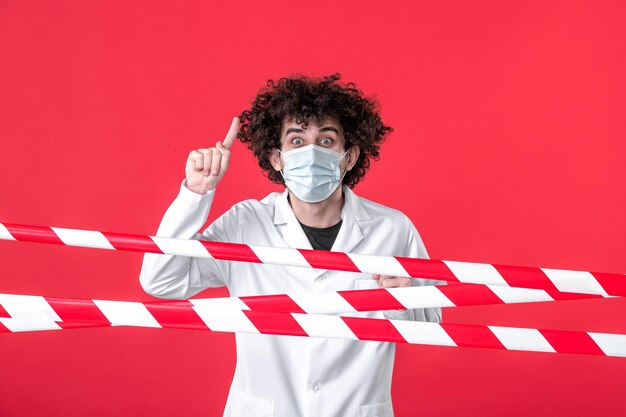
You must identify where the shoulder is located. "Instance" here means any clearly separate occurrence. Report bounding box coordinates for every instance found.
[348,189,425,256]
[360,195,407,219]
[221,191,282,221]
[348,188,412,228]
[206,191,283,242]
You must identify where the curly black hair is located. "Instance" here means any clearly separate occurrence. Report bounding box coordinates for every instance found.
[237,73,393,188]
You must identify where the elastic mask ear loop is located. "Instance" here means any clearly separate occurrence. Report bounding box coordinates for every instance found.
[338,148,351,184]
[277,149,286,180]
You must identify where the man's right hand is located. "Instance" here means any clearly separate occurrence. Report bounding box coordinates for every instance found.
[185,117,240,195]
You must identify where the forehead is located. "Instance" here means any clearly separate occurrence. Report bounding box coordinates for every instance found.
[280,116,343,135]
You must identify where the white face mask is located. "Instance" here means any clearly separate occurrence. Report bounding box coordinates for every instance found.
[278,144,350,203]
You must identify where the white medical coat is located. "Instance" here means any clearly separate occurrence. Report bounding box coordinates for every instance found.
[139,183,442,417]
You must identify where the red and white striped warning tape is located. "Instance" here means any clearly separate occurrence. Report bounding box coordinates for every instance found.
[1,222,624,296]
[223,283,609,313]
[0,294,624,357]
[0,284,607,322]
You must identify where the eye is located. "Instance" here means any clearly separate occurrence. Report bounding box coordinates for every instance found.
[291,137,304,145]
[320,137,333,145]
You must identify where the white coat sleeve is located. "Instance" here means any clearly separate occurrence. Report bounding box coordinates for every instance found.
[383,216,445,323]
[139,181,232,300]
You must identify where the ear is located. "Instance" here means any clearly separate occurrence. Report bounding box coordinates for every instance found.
[269,148,282,171]
[345,145,360,171]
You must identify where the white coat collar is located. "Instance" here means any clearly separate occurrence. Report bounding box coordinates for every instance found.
[272,185,371,254]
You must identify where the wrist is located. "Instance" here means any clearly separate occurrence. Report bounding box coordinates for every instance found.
[184,181,212,195]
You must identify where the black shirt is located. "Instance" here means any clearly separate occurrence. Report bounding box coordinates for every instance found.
[299,220,343,251]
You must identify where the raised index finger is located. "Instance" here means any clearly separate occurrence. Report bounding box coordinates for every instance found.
[222,116,240,150]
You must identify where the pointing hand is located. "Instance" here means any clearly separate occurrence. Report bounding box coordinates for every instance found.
[185,117,240,195]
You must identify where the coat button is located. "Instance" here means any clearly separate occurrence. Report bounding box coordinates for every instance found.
[313,382,323,393]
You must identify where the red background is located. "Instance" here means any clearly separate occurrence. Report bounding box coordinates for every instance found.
[1,1,625,416]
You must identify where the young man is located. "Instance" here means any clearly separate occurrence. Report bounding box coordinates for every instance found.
[140,74,442,417]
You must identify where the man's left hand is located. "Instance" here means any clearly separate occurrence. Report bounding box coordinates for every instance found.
[372,274,411,288]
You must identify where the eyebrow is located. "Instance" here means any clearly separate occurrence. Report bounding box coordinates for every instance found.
[284,126,340,135]
[319,126,340,134]
[285,127,305,135]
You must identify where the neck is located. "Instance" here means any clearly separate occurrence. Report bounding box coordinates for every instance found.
[289,185,344,228]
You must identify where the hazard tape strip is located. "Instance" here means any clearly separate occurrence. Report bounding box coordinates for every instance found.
[1,306,624,357]
[0,282,611,323]
[1,222,624,296]
[1,293,624,357]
